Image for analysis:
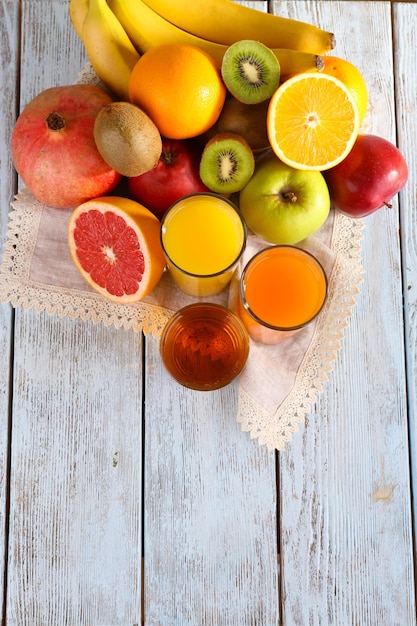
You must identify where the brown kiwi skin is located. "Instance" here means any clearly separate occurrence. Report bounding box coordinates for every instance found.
[216,97,270,152]
[94,102,162,177]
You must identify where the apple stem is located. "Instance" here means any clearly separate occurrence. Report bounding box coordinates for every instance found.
[282,191,298,203]
[161,151,175,166]
[45,111,66,132]
[384,201,393,208]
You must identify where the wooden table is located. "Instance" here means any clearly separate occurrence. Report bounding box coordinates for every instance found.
[1,1,416,624]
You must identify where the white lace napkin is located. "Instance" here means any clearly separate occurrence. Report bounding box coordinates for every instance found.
[0,65,364,450]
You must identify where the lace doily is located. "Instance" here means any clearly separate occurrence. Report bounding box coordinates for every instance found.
[0,64,365,450]
[234,214,364,450]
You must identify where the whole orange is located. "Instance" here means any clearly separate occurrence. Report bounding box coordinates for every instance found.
[321,56,368,125]
[128,43,226,139]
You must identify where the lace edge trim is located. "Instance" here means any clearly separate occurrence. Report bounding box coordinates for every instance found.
[2,64,366,450]
[237,213,365,451]
[0,190,172,336]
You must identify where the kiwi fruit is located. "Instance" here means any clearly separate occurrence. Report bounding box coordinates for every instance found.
[199,131,255,194]
[221,40,280,105]
[94,101,162,177]
[217,97,270,152]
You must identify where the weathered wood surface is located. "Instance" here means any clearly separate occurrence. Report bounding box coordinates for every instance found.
[0,1,415,625]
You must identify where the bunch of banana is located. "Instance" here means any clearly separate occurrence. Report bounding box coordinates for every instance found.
[107,0,325,76]
[69,0,331,100]
[69,0,140,101]
[140,0,335,55]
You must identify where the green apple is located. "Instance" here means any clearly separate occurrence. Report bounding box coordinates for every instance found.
[239,154,331,244]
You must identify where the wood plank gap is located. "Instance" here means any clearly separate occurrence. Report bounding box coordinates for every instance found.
[3,0,22,619]
[141,336,146,626]
[140,333,147,624]
[11,1,22,196]
[275,450,283,625]
[2,307,15,626]
[392,2,417,611]
[397,189,417,624]
[141,556,145,626]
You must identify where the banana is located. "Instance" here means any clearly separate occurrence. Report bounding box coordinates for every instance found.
[69,0,89,40]
[107,0,323,77]
[276,49,324,79]
[140,0,335,55]
[81,0,140,100]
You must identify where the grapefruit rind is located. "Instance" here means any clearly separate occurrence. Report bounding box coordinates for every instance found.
[68,196,166,304]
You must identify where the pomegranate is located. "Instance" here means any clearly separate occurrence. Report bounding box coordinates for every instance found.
[11,85,122,209]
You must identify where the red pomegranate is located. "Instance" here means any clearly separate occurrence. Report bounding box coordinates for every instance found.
[11,84,122,209]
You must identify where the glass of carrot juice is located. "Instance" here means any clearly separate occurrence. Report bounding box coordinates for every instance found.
[160,193,247,297]
[237,245,327,345]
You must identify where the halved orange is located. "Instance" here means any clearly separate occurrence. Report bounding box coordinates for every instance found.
[267,72,360,170]
[68,196,166,303]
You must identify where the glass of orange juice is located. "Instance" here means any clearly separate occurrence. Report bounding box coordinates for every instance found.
[160,303,249,391]
[237,245,327,345]
[160,193,247,297]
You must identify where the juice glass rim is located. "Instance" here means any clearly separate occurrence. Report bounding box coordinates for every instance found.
[160,192,247,279]
[240,244,328,331]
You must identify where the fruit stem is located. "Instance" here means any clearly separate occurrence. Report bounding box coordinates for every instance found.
[281,190,298,203]
[45,111,66,131]
[161,150,175,166]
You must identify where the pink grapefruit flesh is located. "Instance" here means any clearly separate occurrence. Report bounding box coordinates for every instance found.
[68,196,166,303]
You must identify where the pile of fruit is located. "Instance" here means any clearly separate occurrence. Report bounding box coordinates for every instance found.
[10,0,408,305]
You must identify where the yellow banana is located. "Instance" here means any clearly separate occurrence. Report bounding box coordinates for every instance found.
[276,49,324,79]
[69,0,89,40]
[107,0,323,76]
[81,0,140,100]
[140,0,335,55]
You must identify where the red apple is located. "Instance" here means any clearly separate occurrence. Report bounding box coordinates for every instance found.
[323,134,408,218]
[127,138,210,219]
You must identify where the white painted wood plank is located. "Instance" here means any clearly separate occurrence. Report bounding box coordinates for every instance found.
[144,335,279,625]
[2,1,415,625]
[142,3,278,623]
[394,0,417,558]
[0,0,20,620]
[143,4,279,623]
[5,2,143,624]
[274,2,414,624]
[7,314,143,626]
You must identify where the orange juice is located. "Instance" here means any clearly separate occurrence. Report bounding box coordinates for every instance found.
[160,193,246,297]
[238,246,327,344]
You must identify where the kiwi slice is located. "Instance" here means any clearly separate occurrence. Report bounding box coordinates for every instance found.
[199,132,255,194]
[94,101,162,177]
[221,40,280,105]
[217,97,270,152]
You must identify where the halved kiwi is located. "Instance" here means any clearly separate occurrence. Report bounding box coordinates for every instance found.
[199,132,255,194]
[221,40,280,105]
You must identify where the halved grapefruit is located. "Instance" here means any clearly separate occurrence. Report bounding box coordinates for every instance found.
[68,196,166,303]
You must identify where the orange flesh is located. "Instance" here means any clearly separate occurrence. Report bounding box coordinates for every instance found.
[73,210,145,297]
[268,73,359,170]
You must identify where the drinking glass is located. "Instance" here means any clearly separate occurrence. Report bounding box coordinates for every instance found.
[160,193,247,297]
[237,245,327,344]
[160,302,249,390]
